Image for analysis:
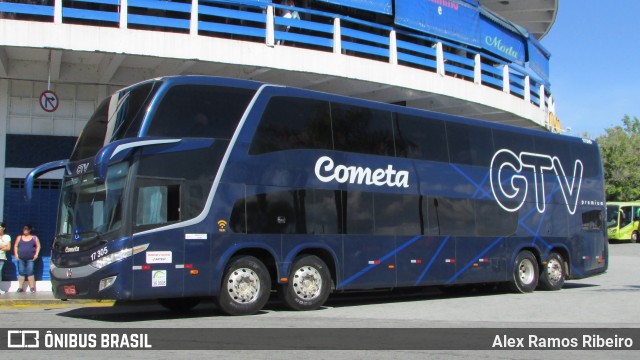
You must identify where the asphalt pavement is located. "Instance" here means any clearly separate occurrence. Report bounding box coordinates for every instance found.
[1,242,639,359]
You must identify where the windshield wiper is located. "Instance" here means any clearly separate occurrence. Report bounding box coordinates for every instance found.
[54,231,102,247]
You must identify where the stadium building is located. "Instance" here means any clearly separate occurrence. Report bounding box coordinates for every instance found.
[0,0,558,282]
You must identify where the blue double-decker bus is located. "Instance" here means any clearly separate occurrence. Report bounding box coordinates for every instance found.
[26,76,607,315]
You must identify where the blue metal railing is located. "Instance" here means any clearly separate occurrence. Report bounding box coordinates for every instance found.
[0,0,551,112]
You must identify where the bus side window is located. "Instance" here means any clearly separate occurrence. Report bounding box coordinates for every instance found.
[249,96,332,154]
[446,122,493,166]
[331,103,394,156]
[582,210,603,231]
[394,113,448,162]
[148,85,254,140]
[373,193,421,235]
[345,191,374,234]
[135,184,180,227]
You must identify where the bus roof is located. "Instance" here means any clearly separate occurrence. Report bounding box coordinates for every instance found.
[606,202,640,207]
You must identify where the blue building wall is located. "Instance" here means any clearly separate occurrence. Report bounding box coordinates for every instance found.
[2,134,76,281]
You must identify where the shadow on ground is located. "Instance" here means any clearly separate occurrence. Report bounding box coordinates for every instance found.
[56,281,598,322]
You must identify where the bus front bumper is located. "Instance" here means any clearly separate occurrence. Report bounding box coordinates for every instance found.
[50,261,132,300]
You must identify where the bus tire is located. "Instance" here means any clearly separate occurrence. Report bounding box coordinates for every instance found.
[508,250,539,293]
[279,255,331,311]
[631,231,639,243]
[217,256,271,316]
[538,252,565,291]
[158,297,201,312]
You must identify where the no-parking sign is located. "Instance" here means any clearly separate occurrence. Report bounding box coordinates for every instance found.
[39,90,59,113]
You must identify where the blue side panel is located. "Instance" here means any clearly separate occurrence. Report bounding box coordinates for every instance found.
[316,0,392,15]
[5,135,77,168]
[395,0,480,47]
[131,228,185,298]
[479,15,526,64]
[451,236,506,284]
[340,235,397,289]
[396,235,456,287]
[527,36,550,86]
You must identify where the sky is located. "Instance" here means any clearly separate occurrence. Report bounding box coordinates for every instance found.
[540,0,640,138]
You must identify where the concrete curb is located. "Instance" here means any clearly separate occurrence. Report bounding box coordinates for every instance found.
[0,297,114,307]
[0,281,114,307]
[1,280,53,292]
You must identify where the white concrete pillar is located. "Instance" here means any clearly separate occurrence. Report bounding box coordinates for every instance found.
[473,53,481,84]
[190,0,198,36]
[389,30,397,65]
[54,0,62,24]
[0,79,9,221]
[436,42,444,76]
[524,76,531,103]
[502,65,510,94]
[119,0,128,30]
[333,18,341,54]
[266,6,275,47]
[539,84,546,109]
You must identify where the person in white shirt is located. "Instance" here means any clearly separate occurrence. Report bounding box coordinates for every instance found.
[0,222,11,294]
[277,0,300,45]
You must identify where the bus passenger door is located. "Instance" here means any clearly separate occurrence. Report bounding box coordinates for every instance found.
[130,183,185,299]
[619,206,633,240]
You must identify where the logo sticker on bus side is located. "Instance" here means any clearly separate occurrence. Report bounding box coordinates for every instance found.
[152,270,167,287]
[146,251,172,264]
[314,156,409,188]
[490,149,583,214]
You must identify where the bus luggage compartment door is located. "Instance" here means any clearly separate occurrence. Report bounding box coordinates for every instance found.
[131,234,184,299]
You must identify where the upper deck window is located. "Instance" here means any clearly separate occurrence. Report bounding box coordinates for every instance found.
[394,113,448,162]
[249,96,332,154]
[331,103,394,156]
[147,85,255,140]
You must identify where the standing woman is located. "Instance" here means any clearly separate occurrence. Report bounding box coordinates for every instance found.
[0,222,11,294]
[13,224,40,292]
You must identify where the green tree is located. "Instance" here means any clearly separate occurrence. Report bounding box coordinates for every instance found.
[597,115,640,201]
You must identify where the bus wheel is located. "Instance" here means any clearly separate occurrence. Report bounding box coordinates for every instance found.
[217,256,271,316]
[631,231,639,243]
[279,255,331,311]
[158,297,201,312]
[538,252,565,291]
[508,250,539,293]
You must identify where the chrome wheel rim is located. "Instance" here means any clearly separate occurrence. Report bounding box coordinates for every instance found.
[292,265,322,300]
[518,258,535,285]
[227,268,260,304]
[546,258,563,283]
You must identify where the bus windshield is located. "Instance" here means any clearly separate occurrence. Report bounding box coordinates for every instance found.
[70,81,161,162]
[56,162,129,247]
[606,205,619,228]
